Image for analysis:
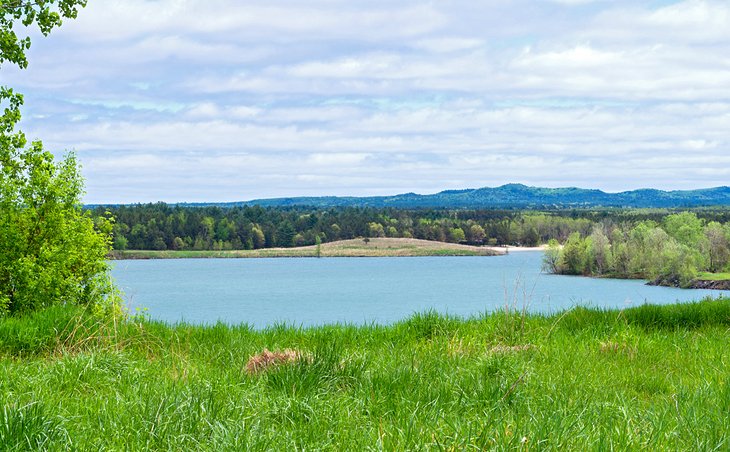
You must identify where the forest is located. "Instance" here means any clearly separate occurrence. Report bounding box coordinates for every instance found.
[543,212,730,287]
[94,204,730,254]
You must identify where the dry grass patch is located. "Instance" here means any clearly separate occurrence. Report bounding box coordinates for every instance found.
[317,238,503,257]
[446,337,476,357]
[599,341,637,358]
[490,344,535,354]
[245,348,303,375]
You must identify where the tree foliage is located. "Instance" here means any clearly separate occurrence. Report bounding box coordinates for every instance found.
[99,204,608,251]
[1,0,87,69]
[0,106,114,314]
[543,213,730,287]
[1,0,115,315]
[99,203,730,261]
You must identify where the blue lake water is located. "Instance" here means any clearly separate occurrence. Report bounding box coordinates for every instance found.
[111,252,729,328]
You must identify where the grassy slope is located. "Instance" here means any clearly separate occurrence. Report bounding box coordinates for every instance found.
[2,299,730,449]
[110,238,504,259]
[697,272,730,281]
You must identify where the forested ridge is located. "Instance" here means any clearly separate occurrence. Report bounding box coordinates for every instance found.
[94,204,730,254]
[172,184,730,209]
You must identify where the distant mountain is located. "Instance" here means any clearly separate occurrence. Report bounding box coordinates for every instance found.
[180,184,730,209]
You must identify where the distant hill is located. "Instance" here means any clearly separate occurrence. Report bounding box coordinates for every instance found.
[179,184,730,209]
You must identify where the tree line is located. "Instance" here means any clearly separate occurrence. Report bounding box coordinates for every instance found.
[543,212,730,286]
[98,204,599,251]
[93,203,730,254]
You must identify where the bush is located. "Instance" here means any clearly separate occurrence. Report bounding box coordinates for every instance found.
[1,89,116,315]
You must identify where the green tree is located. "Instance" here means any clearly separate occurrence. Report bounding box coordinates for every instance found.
[251,226,266,249]
[329,223,341,240]
[0,0,114,315]
[541,239,562,273]
[113,234,128,251]
[214,217,235,242]
[0,106,115,314]
[705,222,729,272]
[199,216,215,240]
[658,240,698,287]
[521,226,539,247]
[171,236,185,251]
[560,232,588,275]
[468,223,486,243]
[315,234,322,258]
[2,1,87,70]
[609,228,630,277]
[275,220,295,247]
[588,226,611,275]
[448,227,466,243]
[368,222,385,238]
[663,212,704,248]
[627,221,655,276]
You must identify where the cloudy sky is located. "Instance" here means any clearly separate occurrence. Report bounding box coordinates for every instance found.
[3,0,730,203]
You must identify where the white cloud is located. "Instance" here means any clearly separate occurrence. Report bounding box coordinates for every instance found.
[54,1,447,42]
[516,45,624,68]
[4,0,730,202]
[586,0,730,44]
[412,38,484,53]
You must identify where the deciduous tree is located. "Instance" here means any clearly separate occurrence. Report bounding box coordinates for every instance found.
[1,0,115,315]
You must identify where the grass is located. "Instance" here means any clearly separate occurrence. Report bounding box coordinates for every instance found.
[697,272,730,281]
[110,238,504,259]
[1,298,730,449]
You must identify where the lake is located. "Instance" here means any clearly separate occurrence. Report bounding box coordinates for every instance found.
[111,252,729,328]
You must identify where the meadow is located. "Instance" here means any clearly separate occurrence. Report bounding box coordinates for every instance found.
[2,298,729,450]
[698,272,730,281]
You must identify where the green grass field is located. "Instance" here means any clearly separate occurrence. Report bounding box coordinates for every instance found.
[2,298,730,450]
[697,272,730,281]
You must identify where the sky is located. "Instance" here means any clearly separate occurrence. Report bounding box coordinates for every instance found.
[2,0,730,203]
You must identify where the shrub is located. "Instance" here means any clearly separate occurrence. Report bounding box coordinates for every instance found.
[1,89,116,315]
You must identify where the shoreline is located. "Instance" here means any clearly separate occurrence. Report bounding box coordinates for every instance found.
[485,245,549,253]
[109,238,550,260]
[647,278,730,291]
